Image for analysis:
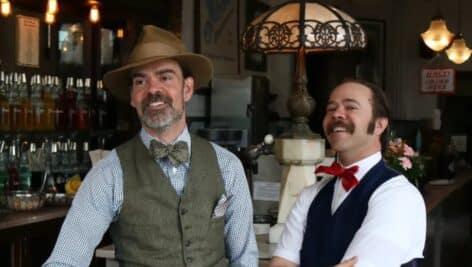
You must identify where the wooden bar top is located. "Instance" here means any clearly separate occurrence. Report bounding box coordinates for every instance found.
[422,169,472,212]
[0,206,69,231]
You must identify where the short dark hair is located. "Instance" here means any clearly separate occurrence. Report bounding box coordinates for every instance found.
[339,78,391,151]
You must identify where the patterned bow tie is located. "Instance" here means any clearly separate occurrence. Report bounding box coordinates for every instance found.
[149,140,189,167]
[315,162,359,191]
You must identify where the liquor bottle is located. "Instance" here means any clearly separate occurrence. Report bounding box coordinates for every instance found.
[66,77,77,130]
[96,80,114,129]
[0,71,10,131]
[18,147,32,191]
[0,141,8,193]
[31,75,46,131]
[85,78,96,128]
[0,141,7,207]
[74,79,89,130]
[43,75,56,130]
[80,141,91,177]
[8,73,21,131]
[18,73,33,131]
[7,141,19,191]
[54,76,67,130]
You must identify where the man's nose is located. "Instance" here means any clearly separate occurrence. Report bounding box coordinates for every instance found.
[331,107,345,119]
[147,77,164,94]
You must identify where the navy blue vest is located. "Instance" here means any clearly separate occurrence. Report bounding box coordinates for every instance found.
[300,160,420,267]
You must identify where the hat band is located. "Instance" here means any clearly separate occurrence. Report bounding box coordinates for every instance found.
[128,42,184,63]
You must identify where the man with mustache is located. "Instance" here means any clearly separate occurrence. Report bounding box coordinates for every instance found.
[270,80,426,267]
[44,25,258,267]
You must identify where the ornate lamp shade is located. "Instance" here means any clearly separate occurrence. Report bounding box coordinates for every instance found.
[421,17,454,52]
[242,1,367,53]
[446,34,472,64]
[241,0,367,138]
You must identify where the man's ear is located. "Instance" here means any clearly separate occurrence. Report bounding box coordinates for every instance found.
[183,77,194,103]
[375,117,389,136]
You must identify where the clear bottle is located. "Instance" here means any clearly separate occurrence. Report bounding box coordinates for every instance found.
[0,141,8,207]
[96,80,114,129]
[0,71,10,132]
[7,141,19,191]
[18,147,32,191]
[80,141,91,176]
[74,79,89,130]
[0,141,8,192]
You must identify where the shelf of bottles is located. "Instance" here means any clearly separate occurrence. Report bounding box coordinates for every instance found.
[0,71,116,208]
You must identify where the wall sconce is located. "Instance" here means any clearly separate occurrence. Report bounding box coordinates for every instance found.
[47,0,58,14]
[1,0,11,17]
[117,28,124,39]
[89,1,100,23]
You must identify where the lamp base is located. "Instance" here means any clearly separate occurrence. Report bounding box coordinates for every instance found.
[269,137,325,244]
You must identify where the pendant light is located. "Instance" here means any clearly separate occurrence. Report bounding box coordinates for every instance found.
[421,0,454,52]
[1,0,11,17]
[446,0,471,64]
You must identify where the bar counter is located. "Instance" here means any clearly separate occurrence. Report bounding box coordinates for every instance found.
[0,206,69,267]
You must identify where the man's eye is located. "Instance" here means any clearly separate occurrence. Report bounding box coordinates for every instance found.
[326,106,336,112]
[160,74,173,82]
[133,78,146,87]
[346,105,358,110]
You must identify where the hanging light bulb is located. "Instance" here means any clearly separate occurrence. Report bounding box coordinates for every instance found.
[45,12,55,24]
[47,0,58,14]
[89,5,100,23]
[421,17,454,51]
[1,0,11,17]
[446,34,472,64]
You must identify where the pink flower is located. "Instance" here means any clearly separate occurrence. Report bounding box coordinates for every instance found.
[398,157,412,170]
[403,144,415,157]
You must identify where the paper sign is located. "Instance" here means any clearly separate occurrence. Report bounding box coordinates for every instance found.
[421,68,455,94]
[253,181,280,202]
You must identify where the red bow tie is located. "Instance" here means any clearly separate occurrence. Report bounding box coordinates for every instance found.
[315,162,359,191]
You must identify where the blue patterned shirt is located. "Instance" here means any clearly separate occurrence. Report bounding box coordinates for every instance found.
[43,128,258,266]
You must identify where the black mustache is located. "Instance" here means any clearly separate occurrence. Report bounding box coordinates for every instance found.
[142,93,172,108]
[326,120,355,135]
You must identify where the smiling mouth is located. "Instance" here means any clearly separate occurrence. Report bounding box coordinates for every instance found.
[327,122,354,136]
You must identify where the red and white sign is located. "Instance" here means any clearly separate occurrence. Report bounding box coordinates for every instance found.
[420,68,455,94]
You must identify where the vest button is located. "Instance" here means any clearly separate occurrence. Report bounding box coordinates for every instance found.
[186,257,193,263]
[185,240,192,247]
[181,208,188,215]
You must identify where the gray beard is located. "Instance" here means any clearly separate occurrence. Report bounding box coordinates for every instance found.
[141,107,184,132]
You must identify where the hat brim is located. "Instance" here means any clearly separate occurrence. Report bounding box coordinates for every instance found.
[103,53,213,102]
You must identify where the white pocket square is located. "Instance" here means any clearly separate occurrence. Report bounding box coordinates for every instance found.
[212,194,229,218]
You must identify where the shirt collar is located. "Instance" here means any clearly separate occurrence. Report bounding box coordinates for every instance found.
[139,127,192,159]
[340,151,382,182]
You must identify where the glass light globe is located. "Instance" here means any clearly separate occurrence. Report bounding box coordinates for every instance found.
[446,35,472,64]
[421,18,454,52]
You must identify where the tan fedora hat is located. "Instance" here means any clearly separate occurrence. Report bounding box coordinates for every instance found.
[103,25,213,102]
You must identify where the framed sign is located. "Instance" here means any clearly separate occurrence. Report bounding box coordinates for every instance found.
[16,15,40,67]
[420,68,455,94]
[199,0,239,75]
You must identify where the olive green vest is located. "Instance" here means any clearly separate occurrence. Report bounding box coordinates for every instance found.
[110,135,228,267]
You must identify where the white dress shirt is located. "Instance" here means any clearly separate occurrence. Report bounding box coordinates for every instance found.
[274,152,426,267]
